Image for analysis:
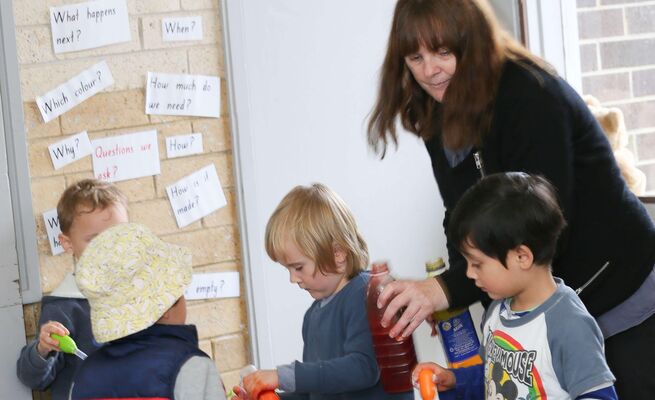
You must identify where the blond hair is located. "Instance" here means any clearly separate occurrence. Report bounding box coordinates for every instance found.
[265,183,369,278]
[57,179,128,234]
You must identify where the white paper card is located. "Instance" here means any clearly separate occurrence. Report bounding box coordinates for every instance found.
[48,131,93,170]
[36,61,114,123]
[145,72,220,118]
[50,0,130,54]
[91,130,160,182]
[166,164,227,228]
[166,133,203,159]
[43,209,65,256]
[162,16,203,42]
[185,271,240,300]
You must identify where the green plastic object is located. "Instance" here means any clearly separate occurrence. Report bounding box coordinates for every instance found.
[51,333,88,360]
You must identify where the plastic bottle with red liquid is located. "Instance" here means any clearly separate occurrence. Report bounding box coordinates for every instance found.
[366,261,417,393]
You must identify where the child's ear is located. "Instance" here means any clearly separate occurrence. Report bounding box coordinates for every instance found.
[333,244,347,272]
[513,245,534,270]
[59,232,74,255]
[158,309,171,323]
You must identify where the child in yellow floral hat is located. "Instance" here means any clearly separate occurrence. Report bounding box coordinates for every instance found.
[70,223,227,400]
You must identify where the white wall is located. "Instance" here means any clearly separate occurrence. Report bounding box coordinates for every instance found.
[0,78,32,400]
[223,0,450,374]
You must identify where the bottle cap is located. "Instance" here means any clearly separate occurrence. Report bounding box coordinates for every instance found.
[51,334,87,360]
[425,258,446,274]
[370,261,389,275]
[51,333,77,354]
[419,368,437,400]
[239,364,257,379]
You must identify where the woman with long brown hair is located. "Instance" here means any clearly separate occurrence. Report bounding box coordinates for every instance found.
[368,0,655,398]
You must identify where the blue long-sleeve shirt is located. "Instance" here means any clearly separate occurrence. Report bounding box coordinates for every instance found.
[277,272,412,400]
[16,296,100,400]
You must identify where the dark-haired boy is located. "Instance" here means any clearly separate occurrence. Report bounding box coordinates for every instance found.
[413,173,616,399]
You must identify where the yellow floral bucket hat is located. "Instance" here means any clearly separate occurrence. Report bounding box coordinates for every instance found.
[75,223,192,343]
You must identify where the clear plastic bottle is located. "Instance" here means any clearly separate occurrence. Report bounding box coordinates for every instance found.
[426,258,482,369]
[366,261,417,393]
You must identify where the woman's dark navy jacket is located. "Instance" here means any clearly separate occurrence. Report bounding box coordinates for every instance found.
[425,59,655,317]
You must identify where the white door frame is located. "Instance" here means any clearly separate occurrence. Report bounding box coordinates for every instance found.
[0,1,41,305]
[220,0,261,366]
[0,1,40,397]
[0,54,32,400]
[523,0,582,93]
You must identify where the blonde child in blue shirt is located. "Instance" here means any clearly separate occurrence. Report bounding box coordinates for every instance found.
[233,183,412,400]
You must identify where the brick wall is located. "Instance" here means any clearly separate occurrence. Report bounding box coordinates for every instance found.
[13,1,249,398]
[577,0,655,194]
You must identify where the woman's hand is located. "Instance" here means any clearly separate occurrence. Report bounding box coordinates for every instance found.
[377,278,448,339]
[412,362,456,392]
[36,321,69,358]
[242,369,278,400]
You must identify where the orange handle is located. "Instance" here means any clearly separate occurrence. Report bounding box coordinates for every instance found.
[419,368,436,400]
[259,390,280,400]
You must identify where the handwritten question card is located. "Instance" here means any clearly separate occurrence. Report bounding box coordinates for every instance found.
[162,16,203,42]
[166,164,227,228]
[43,209,65,256]
[146,72,220,118]
[91,130,160,182]
[48,131,92,170]
[36,61,114,123]
[185,271,240,300]
[166,133,203,158]
[50,0,130,54]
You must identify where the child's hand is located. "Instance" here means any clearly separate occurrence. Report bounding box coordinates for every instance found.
[412,362,456,392]
[36,321,70,358]
[230,385,249,400]
[243,369,278,399]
